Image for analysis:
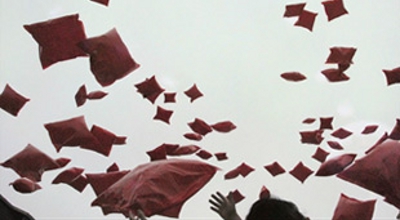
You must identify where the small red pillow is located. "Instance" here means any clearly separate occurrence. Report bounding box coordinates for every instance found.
[225,162,255,179]
[264,162,286,176]
[211,121,237,133]
[188,118,213,136]
[300,130,324,144]
[10,177,42,194]
[80,125,117,156]
[321,68,350,82]
[90,0,110,6]
[214,152,228,161]
[289,162,314,183]
[146,145,167,161]
[196,150,213,160]
[280,72,307,82]
[78,28,140,87]
[283,3,306,17]
[325,47,356,65]
[312,147,330,163]
[383,67,400,86]
[230,189,245,204]
[294,10,318,31]
[153,106,174,124]
[134,76,165,104]
[52,167,88,192]
[259,185,271,199]
[52,167,84,184]
[0,84,30,116]
[184,84,203,102]
[322,0,349,22]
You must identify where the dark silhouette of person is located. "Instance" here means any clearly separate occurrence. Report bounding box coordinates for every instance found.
[210,191,309,220]
[0,194,35,220]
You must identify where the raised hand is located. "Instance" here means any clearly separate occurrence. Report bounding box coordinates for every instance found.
[209,191,241,220]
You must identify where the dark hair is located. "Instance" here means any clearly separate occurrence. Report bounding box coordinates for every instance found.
[245,197,307,220]
[0,194,35,220]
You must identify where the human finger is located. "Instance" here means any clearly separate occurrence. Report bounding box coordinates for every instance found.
[211,193,223,204]
[209,199,221,209]
[216,191,227,201]
[210,205,220,214]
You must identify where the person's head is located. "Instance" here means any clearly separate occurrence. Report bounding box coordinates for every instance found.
[245,197,308,220]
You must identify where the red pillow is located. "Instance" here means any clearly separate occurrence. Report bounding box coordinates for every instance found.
[91,159,218,218]
[78,28,140,87]
[337,140,400,209]
[0,84,29,116]
[23,14,87,69]
[1,144,69,181]
[315,153,356,176]
[44,116,97,152]
[332,194,375,220]
[10,177,42,193]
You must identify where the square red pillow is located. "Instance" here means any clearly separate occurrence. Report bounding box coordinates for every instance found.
[78,28,140,87]
[322,0,348,22]
[44,116,97,152]
[1,144,69,182]
[0,84,29,116]
[23,14,87,69]
[332,194,376,220]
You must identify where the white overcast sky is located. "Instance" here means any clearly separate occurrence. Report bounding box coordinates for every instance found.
[0,0,399,219]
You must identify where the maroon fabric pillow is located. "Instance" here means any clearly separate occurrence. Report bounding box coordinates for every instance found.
[10,178,42,193]
[134,75,165,104]
[90,0,109,6]
[289,162,314,183]
[315,153,356,176]
[1,144,69,182]
[283,3,306,17]
[264,162,286,176]
[337,140,400,209]
[78,28,140,87]
[211,121,237,133]
[383,67,400,86]
[44,116,97,152]
[184,84,203,102]
[23,14,87,69]
[294,10,318,32]
[322,0,349,21]
[332,194,376,220]
[91,159,218,218]
[325,47,356,65]
[52,167,87,192]
[0,84,30,116]
[86,170,129,196]
[80,125,117,156]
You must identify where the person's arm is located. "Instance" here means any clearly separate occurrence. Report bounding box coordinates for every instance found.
[209,191,242,220]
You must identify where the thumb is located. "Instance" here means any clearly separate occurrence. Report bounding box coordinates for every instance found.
[227,192,235,203]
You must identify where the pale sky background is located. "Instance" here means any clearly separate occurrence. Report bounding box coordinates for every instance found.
[0,0,399,219]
